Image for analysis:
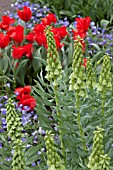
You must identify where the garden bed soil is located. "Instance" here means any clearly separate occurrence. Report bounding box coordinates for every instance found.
[0,0,13,19]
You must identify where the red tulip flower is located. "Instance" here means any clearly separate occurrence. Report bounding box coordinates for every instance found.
[0,16,15,30]
[15,86,31,98]
[72,30,85,51]
[54,35,64,49]
[35,33,47,48]
[15,87,24,100]
[75,16,91,38]
[26,32,35,43]
[18,6,32,22]
[15,85,36,110]
[41,13,57,26]
[22,97,36,110]
[83,58,87,67]
[33,24,45,34]
[12,45,24,59]
[12,44,33,59]
[6,26,16,40]
[52,26,68,39]
[11,25,24,44]
[0,33,9,48]
[22,85,31,94]
[23,44,33,59]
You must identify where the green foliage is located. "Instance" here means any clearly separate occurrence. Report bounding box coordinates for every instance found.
[30,0,113,22]
[33,64,113,169]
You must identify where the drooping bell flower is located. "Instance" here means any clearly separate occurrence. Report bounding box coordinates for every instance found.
[0,16,15,30]
[0,33,9,48]
[18,6,32,22]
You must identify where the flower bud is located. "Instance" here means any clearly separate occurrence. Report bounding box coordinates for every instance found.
[97,55,112,93]
[45,131,65,169]
[12,139,26,170]
[86,57,97,89]
[6,98,23,141]
[88,126,105,169]
[45,26,62,84]
[69,38,86,98]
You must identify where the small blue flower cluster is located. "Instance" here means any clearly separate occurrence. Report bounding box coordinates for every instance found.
[0,95,38,131]
[86,21,113,57]
[0,93,46,167]
[4,0,69,29]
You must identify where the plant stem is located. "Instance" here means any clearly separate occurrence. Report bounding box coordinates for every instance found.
[76,90,87,153]
[53,82,66,166]
[101,92,105,128]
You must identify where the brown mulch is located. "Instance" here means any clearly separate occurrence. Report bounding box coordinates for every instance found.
[0,0,13,19]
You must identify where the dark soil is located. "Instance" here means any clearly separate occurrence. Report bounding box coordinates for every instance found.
[0,0,13,19]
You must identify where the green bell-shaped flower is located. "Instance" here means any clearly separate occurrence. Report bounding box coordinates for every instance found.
[12,139,26,170]
[69,38,86,98]
[88,127,110,170]
[97,54,112,93]
[86,57,97,89]
[6,98,23,141]
[45,131,65,170]
[45,26,62,84]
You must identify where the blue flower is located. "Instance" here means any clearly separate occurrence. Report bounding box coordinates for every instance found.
[1,108,6,115]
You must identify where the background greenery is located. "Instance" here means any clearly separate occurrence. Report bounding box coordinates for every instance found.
[28,0,113,23]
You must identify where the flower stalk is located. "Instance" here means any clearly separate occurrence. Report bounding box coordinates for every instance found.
[45,26,66,165]
[97,54,112,127]
[88,126,110,170]
[6,98,26,169]
[69,37,87,153]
